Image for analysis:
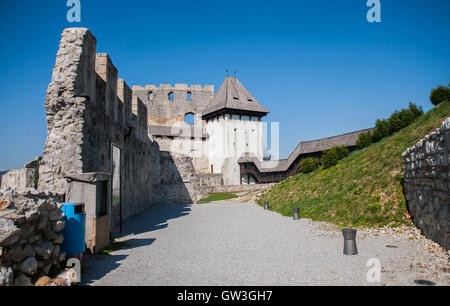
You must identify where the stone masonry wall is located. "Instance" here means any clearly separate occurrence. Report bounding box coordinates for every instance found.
[151,151,223,204]
[0,169,35,189]
[38,28,154,221]
[133,84,214,126]
[38,28,97,195]
[0,157,41,189]
[403,117,450,250]
[0,188,66,286]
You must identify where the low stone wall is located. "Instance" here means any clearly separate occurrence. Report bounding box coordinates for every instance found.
[152,151,225,204]
[403,117,449,250]
[0,169,36,189]
[0,158,40,190]
[0,188,66,286]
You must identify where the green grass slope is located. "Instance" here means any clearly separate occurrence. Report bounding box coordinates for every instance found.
[198,192,238,203]
[257,102,450,228]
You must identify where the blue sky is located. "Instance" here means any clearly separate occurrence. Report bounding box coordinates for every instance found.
[0,0,449,170]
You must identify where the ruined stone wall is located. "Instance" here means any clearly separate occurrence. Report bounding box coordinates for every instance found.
[151,152,224,204]
[38,28,154,221]
[0,169,35,189]
[151,152,198,204]
[133,84,214,126]
[154,135,210,174]
[403,117,450,250]
[0,188,66,286]
[25,27,261,215]
[38,28,97,194]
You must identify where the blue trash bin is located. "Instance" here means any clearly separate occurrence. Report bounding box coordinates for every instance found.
[61,202,86,256]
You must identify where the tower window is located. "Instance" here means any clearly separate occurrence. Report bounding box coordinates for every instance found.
[148,91,154,101]
[187,92,192,101]
[184,113,195,125]
[168,92,174,101]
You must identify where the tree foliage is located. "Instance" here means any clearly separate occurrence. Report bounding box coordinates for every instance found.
[300,158,319,173]
[357,102,423,149]
[322,146,349,169]
[430,84,450,106]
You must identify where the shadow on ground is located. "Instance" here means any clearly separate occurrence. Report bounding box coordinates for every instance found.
[81,203,192,285]
[121,203,192,237]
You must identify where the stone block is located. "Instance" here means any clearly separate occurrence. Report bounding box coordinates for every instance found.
[0,266,13,286]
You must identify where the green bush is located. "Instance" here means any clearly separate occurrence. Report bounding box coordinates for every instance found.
[408,102,423,119]
[388,105,421,135]
[357,131,373,149]
[387,111,403,134]
[430,84,450,106]
[335,146,350,159]
[398,108,415,126]
[371,119,389,142]
[322,146,349,169]
[358,102,423,149]
[300,158,319,173]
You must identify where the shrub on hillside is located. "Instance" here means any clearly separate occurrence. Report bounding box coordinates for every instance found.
[371,119,389,142]
[398,108,416,126]
[388,103,422,134]
[358,102,423,149]
[408,102,424,118]
[300,158,319,173]
[430,84,450,106]
[357,131,373,149]
[322,146,349,169]
[387,111,404,134]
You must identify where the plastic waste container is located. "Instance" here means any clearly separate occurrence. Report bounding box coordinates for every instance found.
[61,202,86,256]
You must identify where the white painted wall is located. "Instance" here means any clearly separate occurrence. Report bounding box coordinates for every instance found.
[150,114,265,185]
[205,114,264,185]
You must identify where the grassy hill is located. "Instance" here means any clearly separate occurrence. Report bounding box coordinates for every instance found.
[257,102,450,228]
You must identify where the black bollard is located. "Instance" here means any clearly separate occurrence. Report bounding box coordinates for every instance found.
[293,207,299,220]
[342,229,358,255]
[264,201,269,210]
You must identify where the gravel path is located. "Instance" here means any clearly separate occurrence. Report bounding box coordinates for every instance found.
[82,201,449,286]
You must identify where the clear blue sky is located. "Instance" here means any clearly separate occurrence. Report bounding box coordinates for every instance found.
[0,0,449,170]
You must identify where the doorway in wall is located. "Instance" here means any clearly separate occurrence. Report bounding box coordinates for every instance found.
[111,144,122,234]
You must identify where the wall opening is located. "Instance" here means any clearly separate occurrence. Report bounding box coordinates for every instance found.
[184,113,195,125]
[148,91,154,101]
[187,92,192,101]
[111,144,122,233]
[168,92,174,101]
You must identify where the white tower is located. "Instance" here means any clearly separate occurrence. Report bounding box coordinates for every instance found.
[202,76,269,185]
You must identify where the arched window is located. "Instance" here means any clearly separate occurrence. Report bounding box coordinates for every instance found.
[168,92,174,101]
[184,113,195,125]
[148,91,153,101]
[187,92,192,101]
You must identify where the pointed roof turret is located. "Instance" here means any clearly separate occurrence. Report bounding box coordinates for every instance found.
[202,76,269,120]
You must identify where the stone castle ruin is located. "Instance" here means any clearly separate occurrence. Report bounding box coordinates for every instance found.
[1,27,448,285]
[1,27,368,237]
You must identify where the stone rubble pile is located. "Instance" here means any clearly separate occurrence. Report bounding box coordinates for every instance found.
[0,188,66,286]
